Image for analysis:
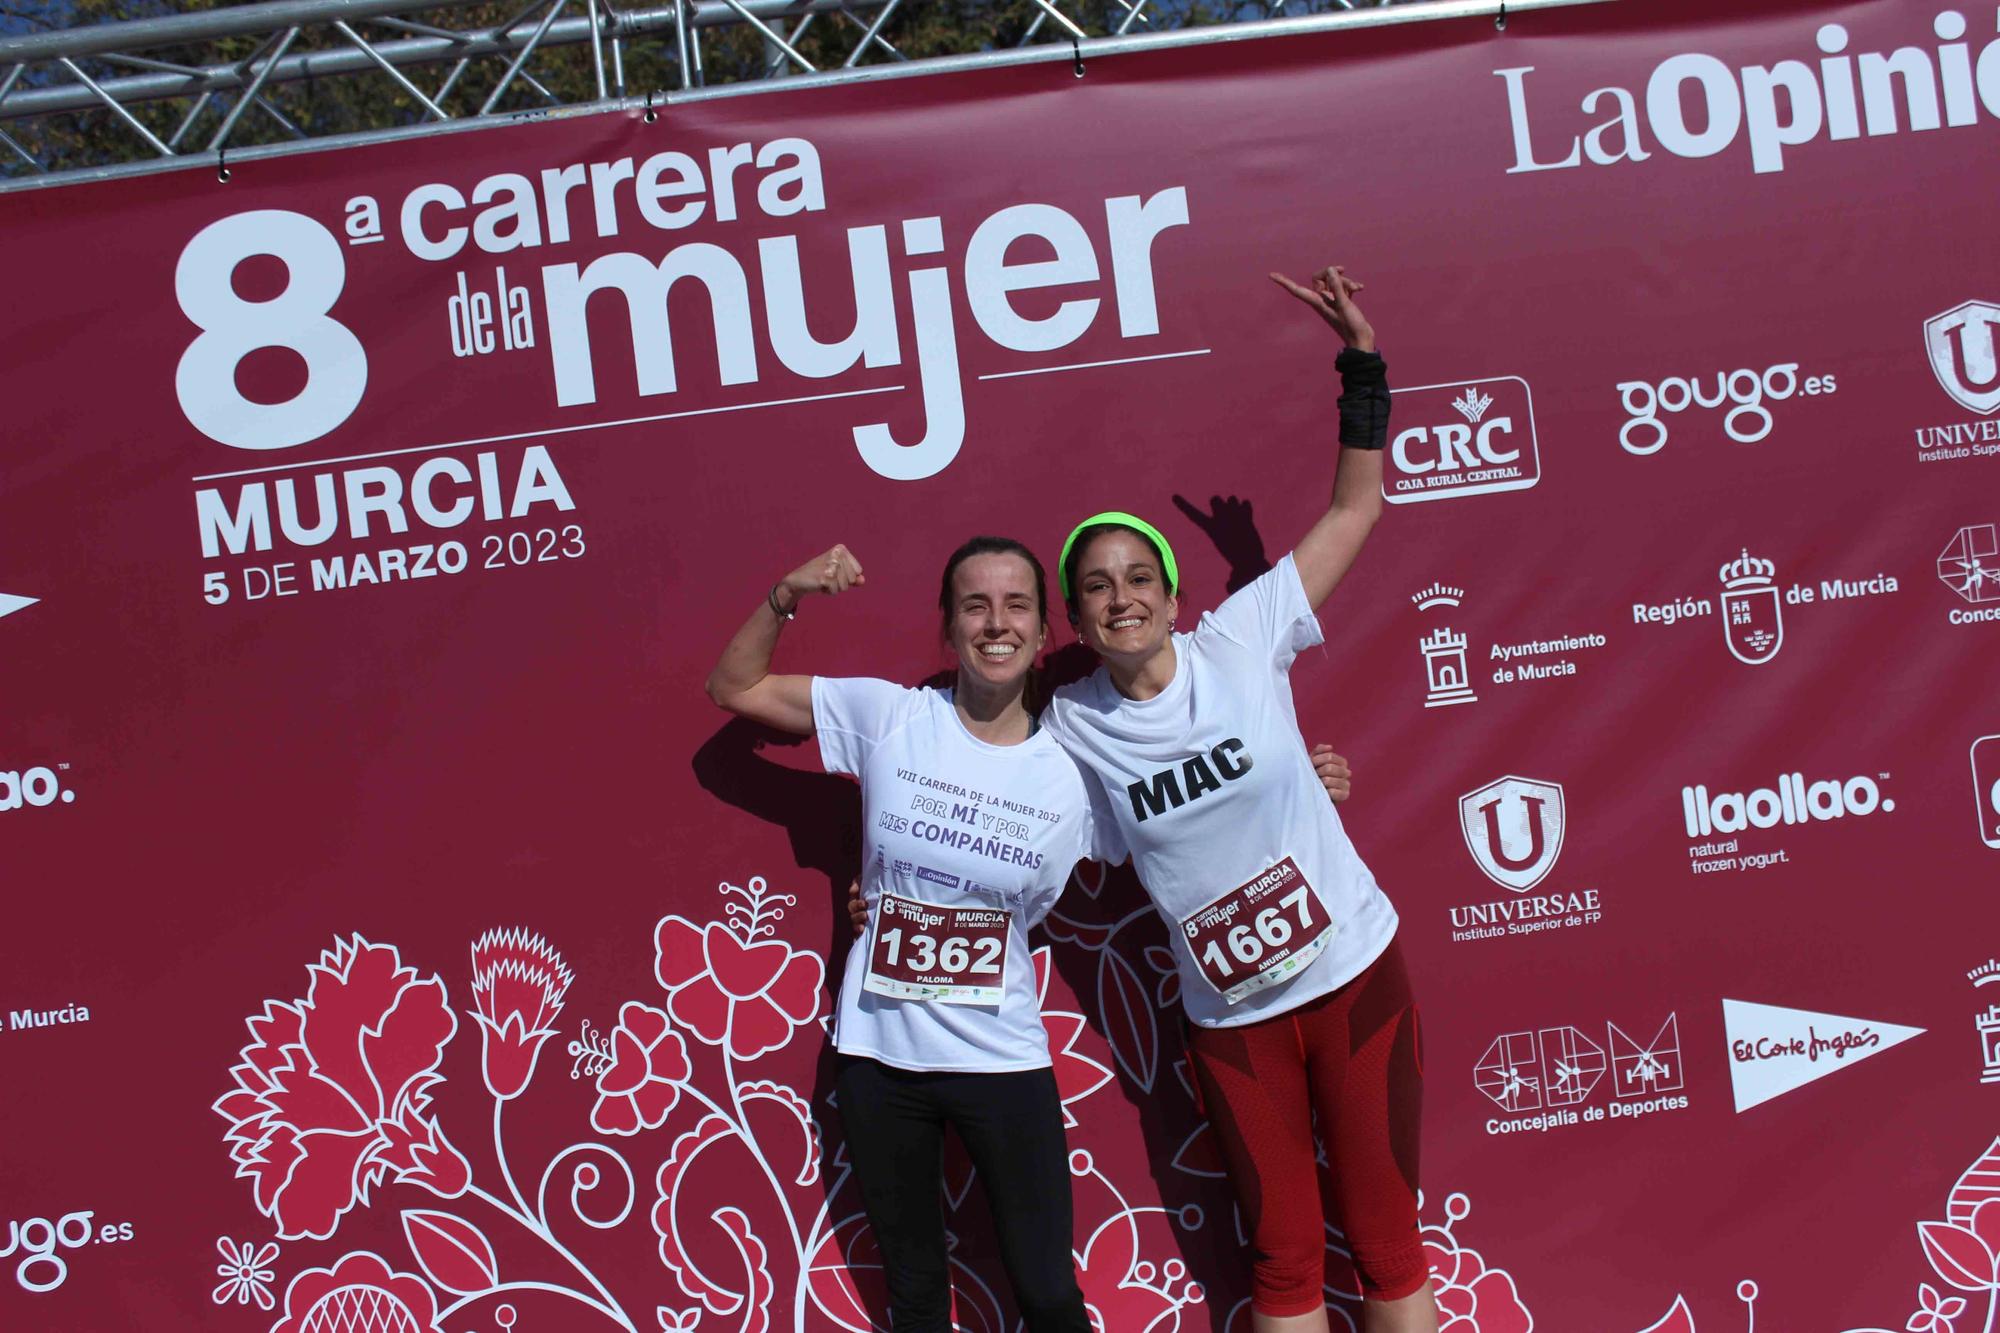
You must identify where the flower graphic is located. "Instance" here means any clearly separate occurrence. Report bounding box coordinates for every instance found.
[586,1001,692,1136]
[213,936,471,1240]
[210,1236,278,1311]
[271,1251,444,1333]
[654,878,824,1061]
[1921,1197,2000,1294]
[1908,1282,1967,1333]
[1425,1194,1533,1333]
[469,927,573,1101]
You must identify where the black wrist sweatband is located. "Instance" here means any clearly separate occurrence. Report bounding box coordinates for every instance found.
[1334,347,1391,450]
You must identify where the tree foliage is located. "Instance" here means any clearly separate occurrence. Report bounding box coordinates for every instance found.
[0,0,1261,177]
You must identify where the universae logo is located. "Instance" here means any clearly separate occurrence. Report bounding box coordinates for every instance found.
[1927,300,2000,415]
[1459,775,1564,892]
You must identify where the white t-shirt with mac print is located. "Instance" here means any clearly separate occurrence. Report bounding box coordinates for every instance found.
[1040,553,1398,1029]
[813,677,1117,1072]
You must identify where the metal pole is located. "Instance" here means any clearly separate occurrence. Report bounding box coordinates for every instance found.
[478,0,568,115]
[587,0,609,99]
[0,0,875,122]
[333,20,453,119]
[56,57,173,157]
[0,0,494,64]
[841,0,903,69]
[673,0,693,90]
[205,27,302,153]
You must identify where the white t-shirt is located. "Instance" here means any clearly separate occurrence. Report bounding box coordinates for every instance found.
[814,677,1110,1072]
[1041,554,1398,1029]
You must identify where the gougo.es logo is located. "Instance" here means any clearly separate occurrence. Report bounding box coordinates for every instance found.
[2,1209,135,1293]
[1617,363,1837,455]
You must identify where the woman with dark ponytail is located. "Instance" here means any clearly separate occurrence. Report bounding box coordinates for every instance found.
[708,531,1354,1331]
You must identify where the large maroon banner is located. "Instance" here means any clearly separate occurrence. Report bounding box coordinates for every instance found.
[5,0,1998,1328]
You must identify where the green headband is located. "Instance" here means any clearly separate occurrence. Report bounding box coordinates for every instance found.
[1058,511,1179,601]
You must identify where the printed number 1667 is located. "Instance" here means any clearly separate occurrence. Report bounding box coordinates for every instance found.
[1200,887,1311,975]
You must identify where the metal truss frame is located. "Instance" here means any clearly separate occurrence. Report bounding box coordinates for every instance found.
[0,0,1599,192]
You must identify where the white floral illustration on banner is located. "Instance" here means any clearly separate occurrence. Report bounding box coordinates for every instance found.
[212,1237,280,1312]
[203,864,1713,1330]
[207,870,1217,1331]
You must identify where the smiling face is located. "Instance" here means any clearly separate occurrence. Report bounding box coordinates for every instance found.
[1070,528,1179,665]
[946,551,1047,690]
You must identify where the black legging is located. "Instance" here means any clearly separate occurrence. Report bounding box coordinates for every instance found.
[834,1058,1091,1332]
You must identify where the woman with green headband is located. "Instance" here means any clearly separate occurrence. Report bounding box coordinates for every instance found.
[1041,266,1439,1332]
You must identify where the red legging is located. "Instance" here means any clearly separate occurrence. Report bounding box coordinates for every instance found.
[1185,938,1425,1315]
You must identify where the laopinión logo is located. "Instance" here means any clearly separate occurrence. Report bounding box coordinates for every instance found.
[1681,768,1895,877]
[1918,301,2000,464]
[1,1209,136,1293]
[1721,999,1923,1112]
[1448,776,1602,943]
[1410,582,1606,710]
[1474,1012,1686,1136]
[1497,11,2000,178]
[0,763,76,812]
[1615,363,1837,456]
[1631,547,1900,663]
[1381,378,1540,504]
[1938,522,2000,624]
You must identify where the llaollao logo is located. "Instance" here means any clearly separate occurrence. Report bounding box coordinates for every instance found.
[0,765,75,811]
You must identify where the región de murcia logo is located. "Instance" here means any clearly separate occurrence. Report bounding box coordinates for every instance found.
[1631,547,1898,661]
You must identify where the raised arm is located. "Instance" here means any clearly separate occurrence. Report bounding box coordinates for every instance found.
[704,545,865,735]
[1267,264,1388,610]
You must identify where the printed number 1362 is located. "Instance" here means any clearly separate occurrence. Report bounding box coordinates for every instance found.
[881,930,1002,975]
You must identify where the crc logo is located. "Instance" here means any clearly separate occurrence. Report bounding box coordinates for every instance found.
[1475,1014,1682,1112]
[1975,735,2000,850]
[0,766,74,811]
[1925,301,2000,416]
[1382,377,1540,505]
[1616,363,1835,455]
[1719,548,1782,665]
[1459,775,1564,892]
